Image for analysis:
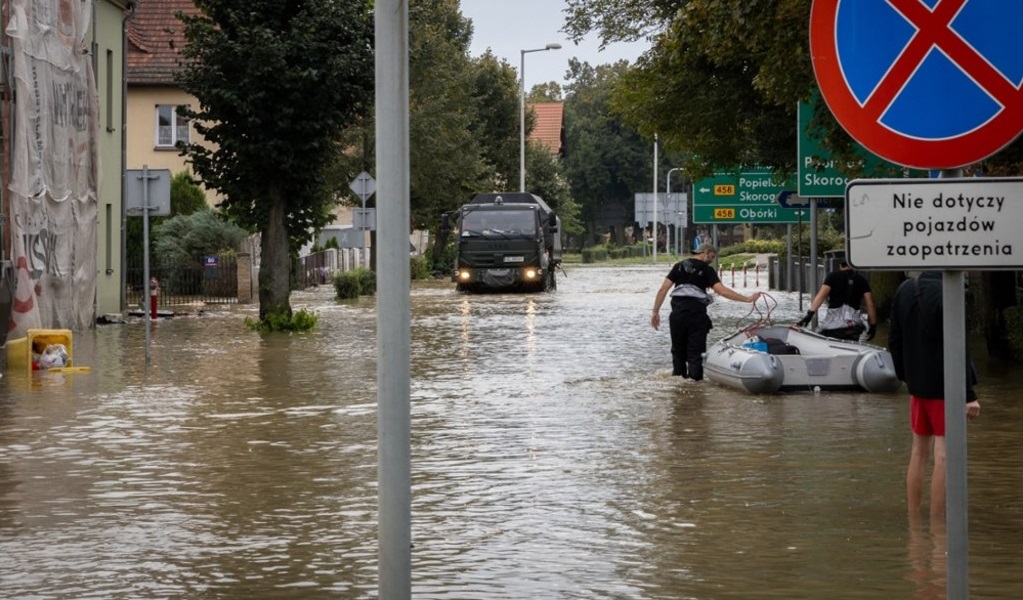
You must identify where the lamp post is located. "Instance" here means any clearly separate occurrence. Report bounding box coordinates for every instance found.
[652,134,658,262]
[666,167,680,255]
[520,43,562,192]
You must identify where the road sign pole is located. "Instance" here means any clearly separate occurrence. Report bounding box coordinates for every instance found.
[652,134,658,263]
[940,168,969,600]
[376,1,412,597]
[809,199,819,299]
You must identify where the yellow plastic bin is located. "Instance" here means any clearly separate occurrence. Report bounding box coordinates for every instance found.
[6,328,73,374]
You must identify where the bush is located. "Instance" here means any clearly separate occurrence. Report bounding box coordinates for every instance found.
[581,246,609,263]
[333,267,376,299]
[357,268,376,295]
[334,270,362,299]
[244,307,319,332]
[411,255,431,280]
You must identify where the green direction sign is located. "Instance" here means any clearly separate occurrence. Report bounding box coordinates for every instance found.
[798,100,919,197]
[692,169,804,224]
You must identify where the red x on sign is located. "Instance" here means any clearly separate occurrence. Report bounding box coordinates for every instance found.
[811,0,1023,169]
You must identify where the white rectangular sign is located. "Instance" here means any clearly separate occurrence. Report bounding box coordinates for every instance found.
[634,192,687,225]
[846,178,1023,270]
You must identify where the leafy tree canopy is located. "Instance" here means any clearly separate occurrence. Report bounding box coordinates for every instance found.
[564,0,1023,177]
[175,0,374,322]
[175,0,374,241]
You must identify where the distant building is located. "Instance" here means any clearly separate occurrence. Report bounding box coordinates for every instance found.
[528,102,564,156]
[126,0,218,204]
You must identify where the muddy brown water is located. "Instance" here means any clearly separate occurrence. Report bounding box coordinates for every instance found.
[2,264,1022,599]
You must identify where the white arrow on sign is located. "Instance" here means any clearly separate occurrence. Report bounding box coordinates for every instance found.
[349,171,376,201]
[699,187,710,193]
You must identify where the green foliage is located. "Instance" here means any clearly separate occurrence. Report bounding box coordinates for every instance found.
[333,271,361,299]
[410,255,432,280]
[126,170,214,264]
[333,267,376,299]
[176,0,374,240]
[718,238,786,256]
[581,247,608,263]
[562,58,680,240]
[357,268,377,296]
[245,308,319,332]
[170,171,208,215]
[529,82,563,102]
[176,0,374,322]
[153,211,249,267]
[524,143,582,236]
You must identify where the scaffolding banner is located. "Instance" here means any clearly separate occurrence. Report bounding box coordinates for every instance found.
[6,0,98,338]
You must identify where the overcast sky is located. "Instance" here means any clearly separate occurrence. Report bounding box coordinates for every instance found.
[459,0,650,91]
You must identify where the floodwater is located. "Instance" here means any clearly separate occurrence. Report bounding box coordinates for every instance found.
[2,264,1022,599]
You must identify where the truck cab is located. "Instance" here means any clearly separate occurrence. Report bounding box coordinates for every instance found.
[445,193,561,292]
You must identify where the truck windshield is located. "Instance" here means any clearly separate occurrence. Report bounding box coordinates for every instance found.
[461,209,537,237]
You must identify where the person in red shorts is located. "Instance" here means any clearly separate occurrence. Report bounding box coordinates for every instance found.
[889,271,981,520]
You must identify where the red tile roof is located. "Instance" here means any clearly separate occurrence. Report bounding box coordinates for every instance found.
[127,0,201,85]
[529,102,564,156]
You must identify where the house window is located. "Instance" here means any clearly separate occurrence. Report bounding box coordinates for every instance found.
[156,105,190,148]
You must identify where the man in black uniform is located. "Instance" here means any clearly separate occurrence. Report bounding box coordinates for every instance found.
[798,261,878,341]
[651,244,762,380]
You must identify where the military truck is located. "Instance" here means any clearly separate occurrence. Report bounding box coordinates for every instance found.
[442,192,562,292]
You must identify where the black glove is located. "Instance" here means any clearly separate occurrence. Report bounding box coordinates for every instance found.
[798,310,815,328]
[865,323,877,341]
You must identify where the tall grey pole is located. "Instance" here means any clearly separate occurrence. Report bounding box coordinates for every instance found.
[786,224,793,291]
[375,1,411,598]
[140,165,153,366]
[667,167,679,255]
[809,198,819,297]
[519,49,526,192]
[519,44,560,192]
[941,168,968,600]
[652,134,658,263]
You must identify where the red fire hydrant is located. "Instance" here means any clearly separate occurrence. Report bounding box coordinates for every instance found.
[149,276,160,319]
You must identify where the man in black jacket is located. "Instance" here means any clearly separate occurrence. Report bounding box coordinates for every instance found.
[889,271,981,520]
[651,244,761,380]
[798,261,878,341]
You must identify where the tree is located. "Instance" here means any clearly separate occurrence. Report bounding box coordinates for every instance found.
[175,0,374,324]
[562,59,670,244]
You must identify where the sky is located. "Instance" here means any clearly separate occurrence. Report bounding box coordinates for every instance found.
[459,0,650,91]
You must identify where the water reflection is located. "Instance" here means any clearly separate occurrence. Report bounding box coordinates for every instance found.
[1,265,1022,598]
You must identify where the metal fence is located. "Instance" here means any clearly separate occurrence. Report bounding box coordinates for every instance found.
[298,248,371,288]
[126,254,239,308]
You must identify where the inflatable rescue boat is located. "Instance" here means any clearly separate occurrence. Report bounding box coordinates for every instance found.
[703,325,901,394]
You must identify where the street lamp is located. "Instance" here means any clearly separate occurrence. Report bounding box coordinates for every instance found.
[520,43,562,192]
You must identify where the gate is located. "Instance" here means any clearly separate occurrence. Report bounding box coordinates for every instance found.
[126,254,239,309]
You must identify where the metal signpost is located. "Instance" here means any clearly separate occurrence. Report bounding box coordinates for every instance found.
[812,2,1023,597]
[350,171,377,249]
[126,167,171,366]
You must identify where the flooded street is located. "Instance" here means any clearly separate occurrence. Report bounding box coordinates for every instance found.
[2,264,1023,599]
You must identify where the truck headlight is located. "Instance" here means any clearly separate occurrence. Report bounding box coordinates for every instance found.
[524,269,537,280]
[458,270,472,281]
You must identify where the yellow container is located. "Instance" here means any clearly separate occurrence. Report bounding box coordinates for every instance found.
[6,328,73,373]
